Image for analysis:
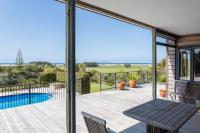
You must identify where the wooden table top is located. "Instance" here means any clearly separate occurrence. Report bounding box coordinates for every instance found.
[123,99,199,132]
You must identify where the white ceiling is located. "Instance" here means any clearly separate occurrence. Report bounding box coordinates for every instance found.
[80,0,200,36]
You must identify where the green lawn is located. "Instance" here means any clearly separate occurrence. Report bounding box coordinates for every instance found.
[88,65,152,93]
[90,82,113,93]
[87,66,150,73]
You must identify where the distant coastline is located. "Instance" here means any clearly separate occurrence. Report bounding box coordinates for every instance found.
[0,62,152,65]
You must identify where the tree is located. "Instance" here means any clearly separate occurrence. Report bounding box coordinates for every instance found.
[124,63,131,68]
[16,49,24,66]
[29,61,53,67]
[83,62,98,67]
[39,72,57,83]
[158,58,166,70]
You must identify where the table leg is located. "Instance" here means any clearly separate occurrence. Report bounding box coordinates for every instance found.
[146,125,153,133]
[154,127,168,133]
[146,124,168,133]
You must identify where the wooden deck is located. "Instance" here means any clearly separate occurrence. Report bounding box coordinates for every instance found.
[0,84,199,133]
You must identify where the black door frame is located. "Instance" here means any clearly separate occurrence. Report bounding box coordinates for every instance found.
[66,0,76,133]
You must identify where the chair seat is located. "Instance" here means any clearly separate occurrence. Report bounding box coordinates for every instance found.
[170,80,188,103]
[82,111,111,133]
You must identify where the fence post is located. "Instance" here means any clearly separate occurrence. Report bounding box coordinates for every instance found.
[114,73,117,90]
[28,84,31,104]
[126,72,129,85]
[99,74,102,92]
[80,78,83,94]
[146,71,148,83]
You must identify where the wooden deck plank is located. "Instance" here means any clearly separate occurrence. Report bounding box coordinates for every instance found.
[0,84,199,133]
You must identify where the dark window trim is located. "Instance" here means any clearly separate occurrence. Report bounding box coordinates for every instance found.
[178,48,191,81]
[193,47,200,82]
[177,44,200,83]
[191,48,194,81]
[156,42,176,48]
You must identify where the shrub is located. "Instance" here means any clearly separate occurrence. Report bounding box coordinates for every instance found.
[39,73,56,83]
[84,62,98,67]
[87,70,98,83]
[56,72,66,81]
[137,70,147,83]
[103,74,113,81]
[104,81,113,86]
[4,78,18,85]
[29,61,53,67]
[124,63,131,68]
[80,76,91,94]
[158,75,166,83]
[128,74,137,80]
[116,74,126,81]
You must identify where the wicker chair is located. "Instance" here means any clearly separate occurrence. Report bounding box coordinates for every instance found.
[169,80,188,103]
[81,111,113,133]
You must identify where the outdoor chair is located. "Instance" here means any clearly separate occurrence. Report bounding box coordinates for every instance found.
[81,111,113,133]
[169,80,188,103]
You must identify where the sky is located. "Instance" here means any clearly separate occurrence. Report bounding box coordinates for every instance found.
[0,0,164,64]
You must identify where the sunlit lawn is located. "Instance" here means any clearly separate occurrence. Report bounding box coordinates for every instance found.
[86,66,150,73]
[88,66,151,93]
[90,82,113,93]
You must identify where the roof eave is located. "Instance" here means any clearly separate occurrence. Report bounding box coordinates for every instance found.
[57,0,179,40]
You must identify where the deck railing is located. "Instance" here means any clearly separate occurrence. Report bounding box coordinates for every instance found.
[98,70,166,91]
[0,81,66,98]
[0,81,68,109]
[99,71,152,91]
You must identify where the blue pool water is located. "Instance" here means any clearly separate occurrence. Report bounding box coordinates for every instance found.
[0,93,52,110]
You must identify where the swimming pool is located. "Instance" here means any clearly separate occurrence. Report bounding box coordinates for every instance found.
[0,93,52,109]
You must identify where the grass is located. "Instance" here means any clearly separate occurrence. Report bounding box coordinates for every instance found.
[86,65,166,93]
[87,66,150,73]
[90,82,113,93]
[88,65,152,93]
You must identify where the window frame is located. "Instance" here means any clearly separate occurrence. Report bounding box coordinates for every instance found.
[177,45,200,82]
[193,47,200,81]
[178,48,192,81]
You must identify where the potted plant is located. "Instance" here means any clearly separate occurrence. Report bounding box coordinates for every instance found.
[196,92,200,107]
[159,89,167,97]
[117,80,125,90]
[128,74,137,88]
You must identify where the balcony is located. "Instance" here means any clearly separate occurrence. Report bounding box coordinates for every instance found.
[0,83,199,132]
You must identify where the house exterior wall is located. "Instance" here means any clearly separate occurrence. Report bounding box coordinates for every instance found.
[166,41,176,96]
[178,34,200,46]
[176,34,200,103]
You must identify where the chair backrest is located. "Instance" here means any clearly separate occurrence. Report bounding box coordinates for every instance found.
[81,111,108,133]
[174,80,188,94]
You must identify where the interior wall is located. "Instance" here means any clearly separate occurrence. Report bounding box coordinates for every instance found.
[177,34,200,46]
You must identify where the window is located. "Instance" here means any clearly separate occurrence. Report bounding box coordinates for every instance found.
[179,49,190,80]
[194,48,200,81]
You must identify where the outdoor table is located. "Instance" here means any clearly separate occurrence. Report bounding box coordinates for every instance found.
[123,99,199,133]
